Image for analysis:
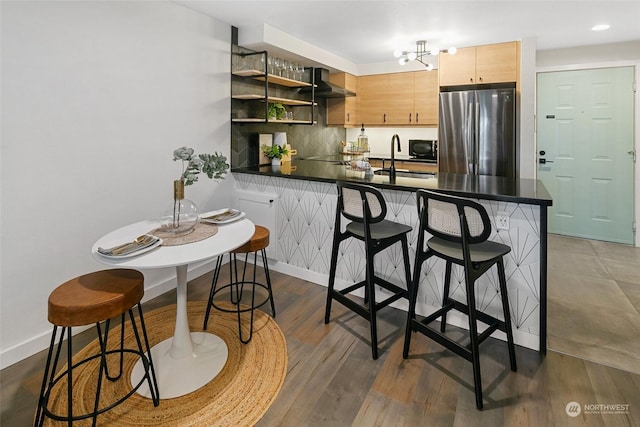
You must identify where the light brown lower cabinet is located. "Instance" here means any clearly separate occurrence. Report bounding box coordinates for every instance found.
[369,159,437,173]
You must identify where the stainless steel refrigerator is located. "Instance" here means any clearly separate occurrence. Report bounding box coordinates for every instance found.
[438,87,516,178]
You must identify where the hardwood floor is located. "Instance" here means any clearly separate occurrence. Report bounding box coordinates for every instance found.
[2,259,640,426]
[547,235,640,375]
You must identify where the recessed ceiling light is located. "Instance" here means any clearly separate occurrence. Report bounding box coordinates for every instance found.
[592,24,611,31]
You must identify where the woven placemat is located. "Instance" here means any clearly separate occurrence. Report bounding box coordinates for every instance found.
[41,301,287,426]
[150,222,218,246]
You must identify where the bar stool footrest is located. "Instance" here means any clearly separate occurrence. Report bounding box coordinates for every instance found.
[211,282,273,313]
[41,348,156,423]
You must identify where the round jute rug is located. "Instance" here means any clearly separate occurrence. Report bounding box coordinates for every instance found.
[41,301,287,426]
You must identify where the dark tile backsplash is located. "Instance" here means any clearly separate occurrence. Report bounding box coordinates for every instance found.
[231,97,346,167]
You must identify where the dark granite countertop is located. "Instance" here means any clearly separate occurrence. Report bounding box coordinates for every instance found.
[232,159,552,206]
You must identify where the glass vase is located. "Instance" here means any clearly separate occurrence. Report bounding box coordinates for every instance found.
[162,180,199,235]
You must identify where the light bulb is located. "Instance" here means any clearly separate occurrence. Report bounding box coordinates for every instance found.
[393,49,403,58]
[408,52,417,61]
[448,46,457,55]
[399,57,409,65]
[425,63,434,71]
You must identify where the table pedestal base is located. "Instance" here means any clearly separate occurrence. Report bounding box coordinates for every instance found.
[131,332,228,399]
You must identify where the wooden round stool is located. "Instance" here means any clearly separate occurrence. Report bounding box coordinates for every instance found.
[203,225,276,343]
[35,269,159,426]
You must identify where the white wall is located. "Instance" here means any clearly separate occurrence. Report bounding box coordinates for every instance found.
[0,1,232,368]
[536,41,640,247]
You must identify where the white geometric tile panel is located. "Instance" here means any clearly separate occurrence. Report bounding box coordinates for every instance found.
[234,174,542,341]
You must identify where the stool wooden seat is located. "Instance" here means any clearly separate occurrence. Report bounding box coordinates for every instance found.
[231,225,270,254]
[35,269,159,426]
[203,225,276,343]
[48,269,144,327]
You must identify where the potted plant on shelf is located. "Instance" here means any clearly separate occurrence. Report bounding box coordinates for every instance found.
[261,144,289,167]
[267,103,286,121]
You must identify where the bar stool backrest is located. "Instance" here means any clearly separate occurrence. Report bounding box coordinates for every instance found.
[337,181,387,224]
[416,190,491,244]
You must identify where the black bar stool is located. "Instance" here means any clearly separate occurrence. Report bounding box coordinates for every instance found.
[35,269,159,426]
[203,225,276,343]
[325,181,412,359]
[403,189,517,410]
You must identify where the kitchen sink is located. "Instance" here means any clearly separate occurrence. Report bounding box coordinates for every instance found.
[373,169,435,179]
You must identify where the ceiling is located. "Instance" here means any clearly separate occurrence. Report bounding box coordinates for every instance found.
[175,0,640,67]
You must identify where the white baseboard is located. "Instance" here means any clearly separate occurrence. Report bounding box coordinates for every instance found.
[267,260,541,351]
[0,259,220,370]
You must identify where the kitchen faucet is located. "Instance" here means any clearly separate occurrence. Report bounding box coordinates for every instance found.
[389,134,401,179]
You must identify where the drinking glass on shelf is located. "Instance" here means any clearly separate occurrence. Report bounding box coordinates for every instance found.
[288,61,295,79]
[276,58,285,76]
[296,64,305,81]
[267,56,275,75]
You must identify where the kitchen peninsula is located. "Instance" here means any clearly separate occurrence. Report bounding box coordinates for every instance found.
[232,160,552,353]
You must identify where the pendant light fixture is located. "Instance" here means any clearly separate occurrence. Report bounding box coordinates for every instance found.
[394,40,457,70]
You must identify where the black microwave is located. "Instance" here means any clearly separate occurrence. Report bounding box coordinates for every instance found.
[409,139,437,161]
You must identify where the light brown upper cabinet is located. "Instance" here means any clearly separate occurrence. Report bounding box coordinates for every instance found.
[341,71,438,126]
[327,72,358,126]
[438,41,519,86]
[413,71,439,125]
[357,74,389,125]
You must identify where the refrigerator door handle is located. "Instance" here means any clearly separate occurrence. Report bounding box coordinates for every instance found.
[473,99,480,175]
[466,99,475,175]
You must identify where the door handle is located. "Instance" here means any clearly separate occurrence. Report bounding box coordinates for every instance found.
[628,150,636,162]
[539,158,554,164]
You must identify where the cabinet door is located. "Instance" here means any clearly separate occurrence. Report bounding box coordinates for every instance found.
[476,41,518,84]
[438,46,476,86]
[327,73,358,126]
[387,72,414,124]
[413,71,439,125]
[404,162,438,173]
[358,74,388,125]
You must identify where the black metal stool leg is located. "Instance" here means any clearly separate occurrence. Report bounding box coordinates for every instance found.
[236,251,258,343]
[324,231,341,324]
[204,256,223,330]
[103,316,124,381]
[35,326,61,427]
[92,321,110,427]
[498,260,517,372]
[465,276,484,410]
[441,261,453,333]
[366,248,378,360]
[261,249,276,317]
[134,304,160,404]
[66,327,73,426]
[403,255,424,359]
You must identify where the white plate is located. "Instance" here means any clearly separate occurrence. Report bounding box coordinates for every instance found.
[97,237,162,259]
[200,209,246,224]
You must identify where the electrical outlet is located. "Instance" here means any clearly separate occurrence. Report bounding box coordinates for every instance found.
[496,212,510,230]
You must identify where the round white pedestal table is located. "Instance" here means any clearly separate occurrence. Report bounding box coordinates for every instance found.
[92,217,255,399]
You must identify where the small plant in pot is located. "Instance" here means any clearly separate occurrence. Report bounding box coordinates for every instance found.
[261,144,289,166]
[267,103,286,120]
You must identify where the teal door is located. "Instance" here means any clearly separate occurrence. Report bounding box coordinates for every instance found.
[537,67,635,244]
